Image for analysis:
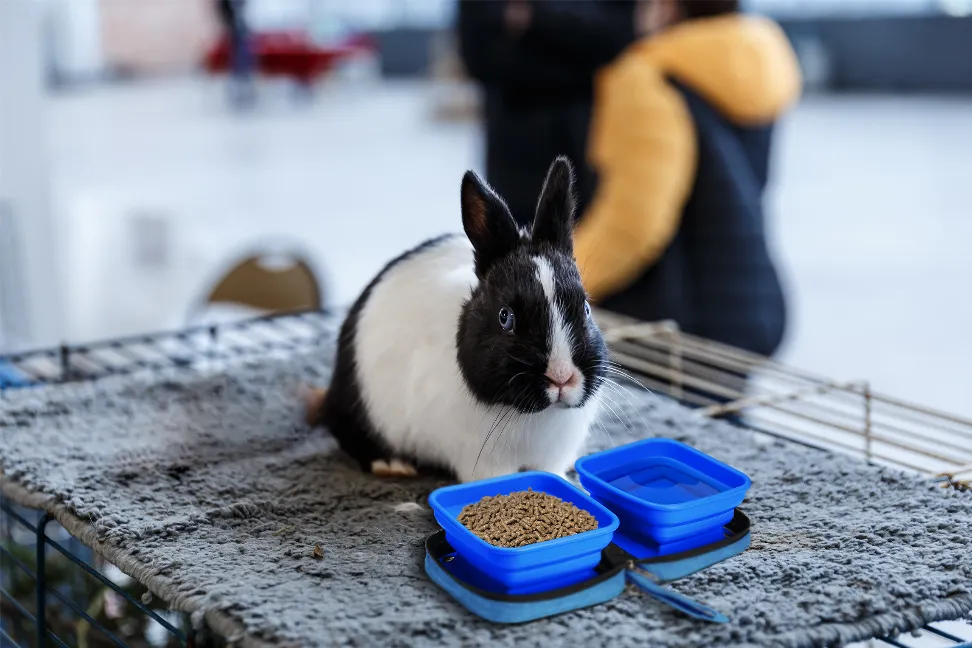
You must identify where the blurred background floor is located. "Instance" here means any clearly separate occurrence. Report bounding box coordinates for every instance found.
[46,77,972,418]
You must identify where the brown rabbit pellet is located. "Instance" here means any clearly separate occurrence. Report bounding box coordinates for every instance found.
[457,488,598,548]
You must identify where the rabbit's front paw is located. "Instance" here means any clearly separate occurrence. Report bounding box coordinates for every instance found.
[371,458,419,478]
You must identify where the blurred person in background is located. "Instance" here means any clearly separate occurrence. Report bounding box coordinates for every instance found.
[216,0,255,106]
[457,0,638,226]
[574,0,802,357]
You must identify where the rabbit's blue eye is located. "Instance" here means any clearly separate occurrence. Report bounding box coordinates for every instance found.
[584,301,592,318]
[499,307,515,332]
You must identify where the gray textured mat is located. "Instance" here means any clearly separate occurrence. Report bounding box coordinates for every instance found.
[1,344,970,647]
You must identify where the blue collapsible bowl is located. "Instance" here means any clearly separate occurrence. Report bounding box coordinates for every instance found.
[574,439,750,543]
[427,472,619,592]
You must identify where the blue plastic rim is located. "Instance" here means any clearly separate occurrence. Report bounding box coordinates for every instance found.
[614,507,735,544]
[574,439,751,532]
[427,471,619,590]
[611,522,730,559]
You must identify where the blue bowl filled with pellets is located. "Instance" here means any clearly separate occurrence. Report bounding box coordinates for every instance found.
[428,471,619,594]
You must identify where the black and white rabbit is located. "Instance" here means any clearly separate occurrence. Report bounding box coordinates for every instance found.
[310,157,607,482]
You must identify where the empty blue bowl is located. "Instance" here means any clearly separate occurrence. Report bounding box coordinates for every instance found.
[574,439,750,541]
[427,471,619,591]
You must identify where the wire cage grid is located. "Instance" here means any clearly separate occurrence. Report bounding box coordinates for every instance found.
[1,310,970,647]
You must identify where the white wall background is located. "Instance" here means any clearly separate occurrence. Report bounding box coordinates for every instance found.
[46,0,103,81]
[0,0,64,350]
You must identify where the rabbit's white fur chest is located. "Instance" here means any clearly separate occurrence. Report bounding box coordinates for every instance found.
[353,235,597,482]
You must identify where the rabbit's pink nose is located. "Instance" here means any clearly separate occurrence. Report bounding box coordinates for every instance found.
[546,369,579,390]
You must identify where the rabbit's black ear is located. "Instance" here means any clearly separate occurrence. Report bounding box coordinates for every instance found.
[532,156,576,252]
[461,170,520,280]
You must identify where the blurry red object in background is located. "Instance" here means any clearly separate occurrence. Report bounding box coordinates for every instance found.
[203,31,374,85]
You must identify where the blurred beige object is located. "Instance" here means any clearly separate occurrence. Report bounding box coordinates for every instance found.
[430,82,481,122]
[429,29,481,123]
[188,252,324,325]
[207,254,322,313]
[99,0,220,75]
[430,30,464,81]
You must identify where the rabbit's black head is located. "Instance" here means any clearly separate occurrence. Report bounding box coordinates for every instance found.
[457,157,607,413]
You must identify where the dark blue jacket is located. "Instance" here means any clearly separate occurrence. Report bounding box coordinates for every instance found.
[573,15,802,357]
[601,86,786,356]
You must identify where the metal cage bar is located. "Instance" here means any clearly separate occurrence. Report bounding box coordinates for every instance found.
[925,627,970,643]
[0,498,195,648]
[1,626,25,648]
[594,312,972,480]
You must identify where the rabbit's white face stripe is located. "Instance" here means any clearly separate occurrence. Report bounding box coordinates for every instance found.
[533,256,584,406]
[533,257,570,360]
